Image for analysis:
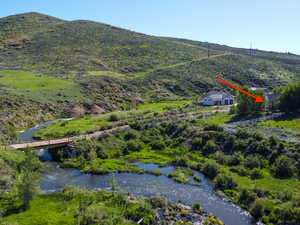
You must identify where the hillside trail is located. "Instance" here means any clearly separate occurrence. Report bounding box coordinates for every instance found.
[132,52,232,79]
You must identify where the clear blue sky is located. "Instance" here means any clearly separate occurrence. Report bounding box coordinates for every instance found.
[1,0,300,54]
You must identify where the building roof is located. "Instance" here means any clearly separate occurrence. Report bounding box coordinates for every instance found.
[250,87,271,94]
[205,91,234,101]
[266,93,280,102]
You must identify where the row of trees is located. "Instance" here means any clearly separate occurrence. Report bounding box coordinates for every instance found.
[279,81,300,113]
[233,81,300,116]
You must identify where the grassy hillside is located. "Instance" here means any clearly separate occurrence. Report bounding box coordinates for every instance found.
[1,12,300,142]
[166,37,300,68]
[0,12,219,74]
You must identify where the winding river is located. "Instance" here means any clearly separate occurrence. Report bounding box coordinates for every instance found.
[19,121,254,225]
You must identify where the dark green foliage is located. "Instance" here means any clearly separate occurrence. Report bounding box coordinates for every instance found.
[191,137,203,150]
[171,156,188,167]
[244,155,264,169]
[150,140,166,150]
[229,166,249,177]
[214,174,237,190]
[124,130,138,140]
[16,150,41,209]
[202,140,218,155]
[239,189,256,207]
[192,203,202,211]
[227,152,243,166]
[108,114,119,122]
[236,87,266,116]
[203,124,224,132]
[193,175,202,182]
[125,140,143,152]
[250,168,264,180]
[272,155,296,178]
[273,206,300,225]
[279,81,300,113]
[202,161,219,179]
[250,200,265,219]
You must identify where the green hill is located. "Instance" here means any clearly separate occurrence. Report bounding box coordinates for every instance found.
[1,12,300,142]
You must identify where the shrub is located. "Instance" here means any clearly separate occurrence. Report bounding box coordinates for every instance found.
[214,151,228,165]
[229,166,248,176]
[108,114,119,122]
[150,140,166,150]
[126,140,143,152]
[79,205,120,225]
[236,128,250,139]
[227,152,243,166]
[204,124,224,132]
[202,140,218,155]
[272,155,296,178]
[193,175,202,182]
[244,155,263,169]
[202,161,219,179]
[124,131,138,140]
[125,200,155,224]
[215,173,237,190]
[148,197,169,209]
[250,200,265,219]
[239,189,256,206]
[192,203,202,211]
[191,137,203,150]
[171,156,188,167]
[250,168,264,180]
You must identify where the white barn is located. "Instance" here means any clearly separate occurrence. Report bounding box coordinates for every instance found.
[202,91,235,106]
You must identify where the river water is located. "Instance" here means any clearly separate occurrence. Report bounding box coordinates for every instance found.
[19,121,254,225]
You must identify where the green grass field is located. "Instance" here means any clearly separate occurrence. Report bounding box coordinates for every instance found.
[2,194,78,225]
[35,100,191,139]
[221,166,300,193]
[136,100,191,113]
[0,70,85,103]
[196,113,233,126]
[259,116,300,132]
[33,111,133,139]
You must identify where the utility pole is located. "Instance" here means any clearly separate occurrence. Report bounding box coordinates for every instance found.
[207,42,210,58]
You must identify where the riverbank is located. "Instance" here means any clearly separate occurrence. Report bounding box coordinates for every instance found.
[52,118,300,225]
[2,186,224,225]
[2,118,255,225]
[4,113,300,225]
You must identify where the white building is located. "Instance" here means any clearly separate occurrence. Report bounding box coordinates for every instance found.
[202,91,235,106]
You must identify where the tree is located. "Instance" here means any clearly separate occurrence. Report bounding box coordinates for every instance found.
[16,171,40,210]
[191,137,203,150]
[239,189,256,206]
[16,149,41,210]
[202,161,219,179]
[272,155,296,178]
[202,140,218,155]
[236,87,266,116]
[250,168,264,180]
[108,114,119,122]
[215,173,237,190]
[250,200,265,219]
[279,81,300,113]
[111,173,119,193]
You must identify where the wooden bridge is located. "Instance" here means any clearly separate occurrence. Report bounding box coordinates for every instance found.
[4,125,130,150]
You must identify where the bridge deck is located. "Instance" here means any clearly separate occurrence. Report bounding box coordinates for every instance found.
[7,125,130,150]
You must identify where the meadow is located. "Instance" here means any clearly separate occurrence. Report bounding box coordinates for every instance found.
[34,100,191,139]
[259,116,300,132]
[0,70,85,103]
